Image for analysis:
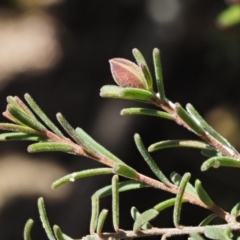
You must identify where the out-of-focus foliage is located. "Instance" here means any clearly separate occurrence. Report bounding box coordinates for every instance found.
[217,4,240,28]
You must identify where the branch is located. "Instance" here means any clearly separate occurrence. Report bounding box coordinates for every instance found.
[82,223,240,240]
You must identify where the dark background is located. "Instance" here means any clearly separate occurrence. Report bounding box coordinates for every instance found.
[0,0,240,239]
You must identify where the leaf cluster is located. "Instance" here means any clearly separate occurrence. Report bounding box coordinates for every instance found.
[1,49,240,240]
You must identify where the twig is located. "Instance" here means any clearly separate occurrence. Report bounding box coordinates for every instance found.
[80,223,240,240]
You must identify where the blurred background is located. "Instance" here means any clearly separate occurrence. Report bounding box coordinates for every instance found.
[0,0,240,239]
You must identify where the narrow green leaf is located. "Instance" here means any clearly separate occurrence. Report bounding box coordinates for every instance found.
[90,181,147,233]
[154,197,187,212]
[100,85,124,98]
[132,48,153,91]
[199,213,217,226]
[37,197,56,240]
[120,108,174,120]
[23,219,34,240]
[170,172,197,196]
[204,226,232,240]
[24,93,64,137]
[75,127,123,163]
[90,180,148,233]
[134,133,171,185]
[201,149,221,158]
[112,175,119,231]
[186,104,235,151]
[8,105,47,132]
[53,225,65,240]
[2,111,25,125]
[113,163,138,179]
[173,173,191,227]
[189,232,204,240]
[195,180,214,207]
[230,202,240,217]
[90,195,99,234]
[0,123,39,134]
[131,207,152,230]
[140,63,153,91]
[7,96,35,119]
[62,234,73,240]
[132,48,148,66]
[93,180,147,199]
[133,209,159,232]
[14,96,36,119]
[153,48,165,100]
[100,85,154,102]
[201,156,240,171]
[120,88,154,102]
[217,5,240,27]
[28,142,75,154]
[149,140,209,152]
[56,113,85,146]
[7,96,21,109]
[0,132,46,141]
[96,209,108,234]
[175,103,203,135]
[52,168,113,189]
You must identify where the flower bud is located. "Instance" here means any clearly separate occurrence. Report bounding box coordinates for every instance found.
[109,58,147,89]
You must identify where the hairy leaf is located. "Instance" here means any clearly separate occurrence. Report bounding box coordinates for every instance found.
[133,209,159,232]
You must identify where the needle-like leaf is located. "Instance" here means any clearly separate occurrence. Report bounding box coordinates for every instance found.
[23,219,34,240]
[75,127,123,163]
[154,197,187,212]
[8,105,47,132]
[93,180,147,199]
[170,172,197,196]
[121,108,174,120]
[100,85,154,102]
[0,123,39,134]
[133,209,159,232]
[140,63,153,91]
[53,225,65,240]
[0,132,46,141]
[175,103,203,135]
[112,175,119,231]
[100,85,124,98]
[201,156,240,171]
[134,133,171,185]
[90,195,99,234]
[120,88,155,102]
[195,180,214,207]
[131,207,152,230]
[113,163,138,179]
[24,93,64,137]
[132,48,153,91]
[230,202,240,217]
[56,113,84,145]
[38,197,56,240]
[153,48,165,100]
[186,104,235,151]
[52,168,113,189]
[28,142,75,154]
[14,96,36,118]
[199,213,217,226]
[96,209,108,234]
[173,172,191,227]
[90,180,148,233]
[149,140,209,152]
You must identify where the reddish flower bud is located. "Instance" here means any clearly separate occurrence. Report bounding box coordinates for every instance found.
[109,58,147,89]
